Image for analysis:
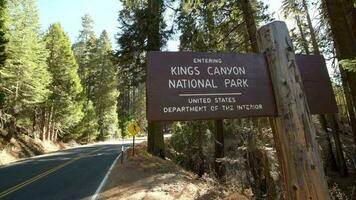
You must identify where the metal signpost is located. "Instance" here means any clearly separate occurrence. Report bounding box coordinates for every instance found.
[127,121,140,156]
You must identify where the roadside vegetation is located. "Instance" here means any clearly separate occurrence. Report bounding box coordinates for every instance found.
[0,0,355,199]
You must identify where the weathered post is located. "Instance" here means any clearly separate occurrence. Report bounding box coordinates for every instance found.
[121,146,124,164]
[132,136,135,156]
[257,21,330,199]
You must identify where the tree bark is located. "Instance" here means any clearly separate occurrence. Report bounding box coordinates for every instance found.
[5,116,16,142]
[214,120,225,179]
[324,0,356,145]
[340,0,356,42]
[328,115,349,176]
[302,2,347,174]
[295,15,310,54]
[339,66,356,145]
[46,103,54,141]
[241,1,277,197]
[258,21,330,200]
[147,121,165,158]
[240,0,259,52]
[146,0,165,158]
[302,0,320,55]
[197,121,205,177]
[320,115,339,171]
[41,108,46,141]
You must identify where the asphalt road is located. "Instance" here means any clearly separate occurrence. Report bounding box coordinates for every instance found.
[0,143,128,200]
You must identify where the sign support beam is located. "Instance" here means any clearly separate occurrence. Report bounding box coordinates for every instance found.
[257,21,329,199]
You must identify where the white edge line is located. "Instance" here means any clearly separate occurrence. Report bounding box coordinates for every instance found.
[91,147,129,200]
[179,93,242,97]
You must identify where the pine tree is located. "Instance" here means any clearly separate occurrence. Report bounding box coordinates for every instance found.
[177,0,276,195]
[282,0,349,176]
[0,0,7,107]
[73,14,98,103]
[71,100,98,141]
[0,0,6,66]
[43,23,84,140]
[72,14,100,141]
[0,0,51,120]
[323,0,356,144]
[93,31,119,140]
[117,0,170,156]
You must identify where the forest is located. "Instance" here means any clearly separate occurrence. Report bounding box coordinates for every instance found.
[0,0,356,199]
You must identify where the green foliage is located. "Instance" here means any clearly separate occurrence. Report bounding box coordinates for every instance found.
[93,31,119,140]
[0,0,7,66]
[170,121,212,172]
[73,14,98,101]
[0,0,51,115]
[116,0,171,142]
[73,15,120,141]
[340,59,356,72]
[70,100,99,140]
[0,0,7,107]
[44,23,84,131]
[178,0,271,53]
[116,0,169,85]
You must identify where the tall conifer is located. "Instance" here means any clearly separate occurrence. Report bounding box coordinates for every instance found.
[93,31,119,140]
[44,23,84,139]
[0,0,50,115]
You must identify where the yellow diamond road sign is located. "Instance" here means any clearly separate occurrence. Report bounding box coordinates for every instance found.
[127,122,140,136]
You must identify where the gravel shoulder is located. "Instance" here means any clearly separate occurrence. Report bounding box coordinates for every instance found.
[98,143,215,200]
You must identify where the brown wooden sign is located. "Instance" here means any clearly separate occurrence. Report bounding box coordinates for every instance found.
[296,54,338,114]
[147,52,337,121]
[147,52,277,121]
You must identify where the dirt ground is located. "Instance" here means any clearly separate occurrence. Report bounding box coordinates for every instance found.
[98,143,231,200]
[0,134,78,165]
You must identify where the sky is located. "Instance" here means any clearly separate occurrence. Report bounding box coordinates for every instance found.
[38,0,121,47]
[38,0,283,51]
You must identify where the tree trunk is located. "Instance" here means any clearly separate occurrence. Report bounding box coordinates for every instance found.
[302,3,345,174]
[340,0,356,42]
[32,107,39,139]
[339,66,356,145]
[328,115,349,176]
[240,0,258,52]
[197,121,205,177]
[295,15,310,54]
[46,103,54,141]
[258,21,330,200]
[51,123,56,141]
[247,128,262,198]
[262,150,277,199]
[214,120,225,179]
[241,1,277,196]
[54,129,58,141]
[302,0,320,55]
[147,121,165,158]
[324,0,356,144]
[241,1,277,197]
[320,115,339,171]
[5,116,16,142]
[41,108,46,141]
[146,0,165,158]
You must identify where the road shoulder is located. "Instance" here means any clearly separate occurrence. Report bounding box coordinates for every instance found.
[98,143,214,200]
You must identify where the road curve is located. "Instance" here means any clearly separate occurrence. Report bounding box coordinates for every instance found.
[0,143,127,200]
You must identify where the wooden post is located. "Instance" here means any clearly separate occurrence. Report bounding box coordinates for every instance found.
[257,21,330,199]
[121,146,124,164]
[132,136,135,156]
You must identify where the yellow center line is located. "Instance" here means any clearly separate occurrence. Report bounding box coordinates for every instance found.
[0,146,107,199]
